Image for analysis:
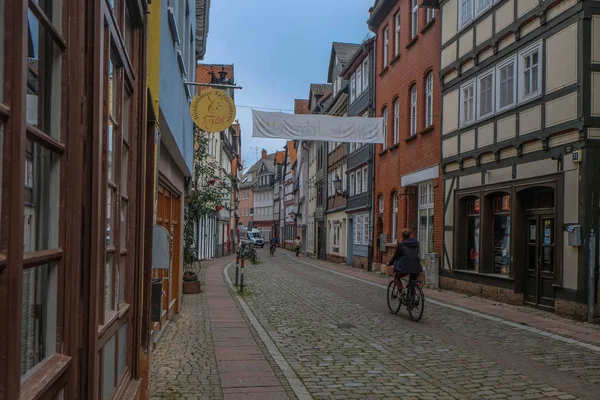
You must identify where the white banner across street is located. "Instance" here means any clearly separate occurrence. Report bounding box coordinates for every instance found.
[252,110,384,144]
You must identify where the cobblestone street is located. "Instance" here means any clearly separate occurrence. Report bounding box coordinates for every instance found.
[151,250,600,399]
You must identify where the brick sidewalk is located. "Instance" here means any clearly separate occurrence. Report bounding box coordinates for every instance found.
[205,258,291,400]
[286,251,600,346]
[150,256,292,400]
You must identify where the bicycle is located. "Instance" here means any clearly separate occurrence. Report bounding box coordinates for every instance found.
[387,276,425,322]
[270,244,276,256]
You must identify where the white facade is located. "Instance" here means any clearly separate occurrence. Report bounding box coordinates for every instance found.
[307,141,317,256]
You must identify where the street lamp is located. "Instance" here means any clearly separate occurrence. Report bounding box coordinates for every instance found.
[334,175,343,195]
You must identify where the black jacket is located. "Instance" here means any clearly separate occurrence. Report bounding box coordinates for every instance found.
[387,238,423,274]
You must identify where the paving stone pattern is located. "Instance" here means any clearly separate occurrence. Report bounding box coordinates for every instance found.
[150,289,223,400]
[230,249,600,400]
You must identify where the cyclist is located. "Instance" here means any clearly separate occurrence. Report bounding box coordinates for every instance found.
[270,236,278,255]
[387,228,423,296]
[294,236,302,257]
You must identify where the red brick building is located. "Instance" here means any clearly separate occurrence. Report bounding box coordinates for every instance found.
[368,0,443,270]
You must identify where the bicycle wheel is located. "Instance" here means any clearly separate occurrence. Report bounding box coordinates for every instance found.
[407,284,425,322]
[387,281,402,314]
[252,251,257,264]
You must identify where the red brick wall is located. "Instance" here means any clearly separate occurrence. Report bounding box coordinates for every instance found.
[372,3,443,266]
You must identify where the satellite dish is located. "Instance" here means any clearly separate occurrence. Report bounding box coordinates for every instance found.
[152,225,170,269]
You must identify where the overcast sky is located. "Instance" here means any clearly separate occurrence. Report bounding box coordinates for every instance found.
[201,0,374,170]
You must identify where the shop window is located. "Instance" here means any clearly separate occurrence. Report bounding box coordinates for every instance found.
[466,197,480,270]
[19,0,66,382]
[491,194,511,275]
[21,263,58,377]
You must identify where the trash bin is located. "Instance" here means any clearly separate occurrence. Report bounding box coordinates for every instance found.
[151,278,163,322]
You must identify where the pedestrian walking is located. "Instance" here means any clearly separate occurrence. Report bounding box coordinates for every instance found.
[294,236,302,257]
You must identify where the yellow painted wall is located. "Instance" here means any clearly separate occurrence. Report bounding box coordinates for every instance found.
[147,0,162,221]
[147,0,161,118]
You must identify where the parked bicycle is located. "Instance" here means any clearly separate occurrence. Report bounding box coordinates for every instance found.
[387,276,425,322]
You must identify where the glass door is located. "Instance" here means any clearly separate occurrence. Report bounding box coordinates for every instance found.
[524,215,556,309]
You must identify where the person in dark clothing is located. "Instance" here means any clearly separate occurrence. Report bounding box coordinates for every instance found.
[387,228,423,294]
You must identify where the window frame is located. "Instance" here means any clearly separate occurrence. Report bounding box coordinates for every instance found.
[362,57,369,89]
[394,12,400,56]
[392,192,399,243]
[518,41,542,104]
[393,98,400,144]
[382,107,388,150]
[459,79,476,127]
[418,183,434,258]
[349,172,355,196]
[425,73,433,128]
[362,214,370,245]
[458,0,474,29]
[362,166,368,193]
[383,27,389,68]
[411,0,419,39]
[496,56,517,113]
[477,68,495,120]
[475,0,492,18]
[410,85,417,136]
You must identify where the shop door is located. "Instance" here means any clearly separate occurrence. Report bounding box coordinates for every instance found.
[525,215,556,310]
[154,185,181,325]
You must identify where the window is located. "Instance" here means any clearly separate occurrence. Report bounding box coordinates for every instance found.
[332,222,340,250]
[460,80,475,126]
[355,215,362,244]
[425,73,433,127]
[519,43,541,102]
[393,98,399,144]
[392,193,399,243]
[356,169,362,193]
[497,57,516,111]
[351,74,356,101]
[383,27,389,68]
[412,0,419,38]
[459,0,473,28]
[342,164,347,192]
[427,8,435,23]
[378,194,384,213]
[362,58,369,89]
[466,197,480,271]
[362,166,368,193]
[382,107,388,149]
[363,215,370,245]
[394,12,400,56]
[492,194,511,275]
[356,65,363,96]
[349,173,355,196]
[418,183,434,258]
[410,86,417,136]
[477,70,494,119]
[475,0,492,15]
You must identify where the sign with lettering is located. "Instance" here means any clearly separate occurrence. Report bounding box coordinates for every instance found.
[190,89,236,132]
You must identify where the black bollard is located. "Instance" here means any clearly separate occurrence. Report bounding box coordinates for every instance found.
[235,254,239,286]
[240,258,245,294]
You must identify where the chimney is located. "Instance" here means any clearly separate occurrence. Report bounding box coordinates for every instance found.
[261,149,267,159]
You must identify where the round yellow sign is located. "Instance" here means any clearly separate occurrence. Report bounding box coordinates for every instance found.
[190,89,236,132]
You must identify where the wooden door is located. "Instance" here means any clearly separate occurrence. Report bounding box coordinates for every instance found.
[525,215,556,310]
[154,185,181,329]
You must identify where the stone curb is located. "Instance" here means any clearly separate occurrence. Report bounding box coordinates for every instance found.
[223,261,313,400]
